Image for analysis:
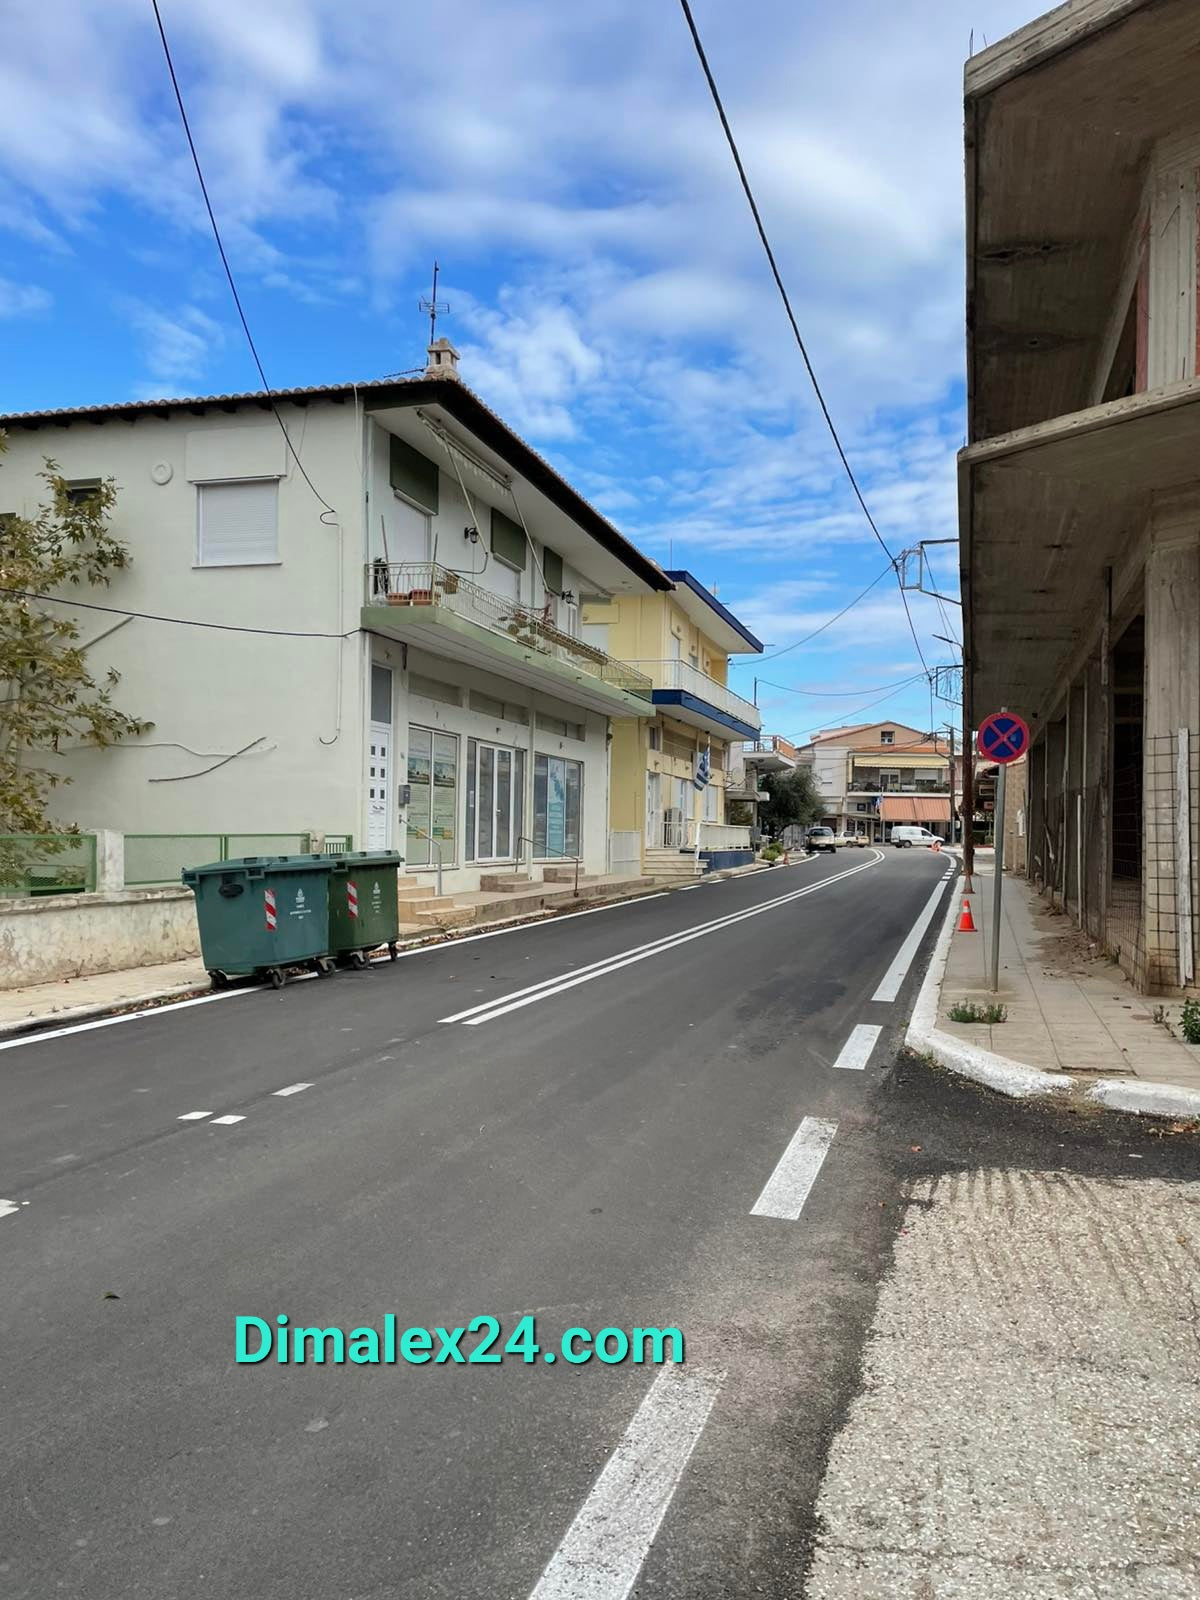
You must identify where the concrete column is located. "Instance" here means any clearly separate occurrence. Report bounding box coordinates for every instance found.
[1083,643,1109,941]
[1044,719,1067,904]
[92,829,125,894]
[1067,681,1086,922]
[1028,738,1046,888]
[1143,494,1200,988]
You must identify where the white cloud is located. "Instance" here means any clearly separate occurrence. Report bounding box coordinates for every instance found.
[125,303,225,396]
[0,277,51,317]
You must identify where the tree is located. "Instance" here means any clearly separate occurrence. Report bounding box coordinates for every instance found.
[757,764,823,838]
[0,436,150,881]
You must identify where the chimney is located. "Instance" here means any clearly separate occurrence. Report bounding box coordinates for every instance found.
[425,337,461,379]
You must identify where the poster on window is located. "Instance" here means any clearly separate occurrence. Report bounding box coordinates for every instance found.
[546,762,567,857]
[432,735,457,846]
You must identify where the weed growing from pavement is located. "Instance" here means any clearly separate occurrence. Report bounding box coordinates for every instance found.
[948,999,1008,1025]
[1179,999,1200,1045]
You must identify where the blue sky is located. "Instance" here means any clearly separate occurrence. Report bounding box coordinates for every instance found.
[0,0,1046,741]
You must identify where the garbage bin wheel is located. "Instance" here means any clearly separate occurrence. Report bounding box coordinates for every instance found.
[387,942,398,961]
[316,956,336,978]
[209,969,229,991]
[350,949,368,970]
[268,967,287,990]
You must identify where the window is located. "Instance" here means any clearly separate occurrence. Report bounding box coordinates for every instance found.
[471,691,528,724]
[407,726,458,867]
[491,508,526,570]
[647,724,660,751]
[197,479,279,566]
[534,754,582,859]
[370,663,392,723]
[465,739,525,862]
[389,435,439,512]
[880,729,895,745]
[542,547,563,595]
[65,479,102,508]
[536,712,584,741]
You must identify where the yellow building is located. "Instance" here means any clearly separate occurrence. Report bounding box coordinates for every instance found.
[582,571,763,875]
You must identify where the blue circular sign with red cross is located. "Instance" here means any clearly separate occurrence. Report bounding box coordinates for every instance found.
[977,710,1030,764]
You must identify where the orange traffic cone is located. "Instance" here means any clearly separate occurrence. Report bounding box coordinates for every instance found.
[958,898,977,933]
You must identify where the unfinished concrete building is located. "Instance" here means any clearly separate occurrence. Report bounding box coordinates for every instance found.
[961,0,1200,992]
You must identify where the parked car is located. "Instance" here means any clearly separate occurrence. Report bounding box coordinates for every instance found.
[805,826,837,854]
[831,831,869,848]
[890,825,942,849]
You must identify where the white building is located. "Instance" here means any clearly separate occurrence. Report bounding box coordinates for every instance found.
[797,722,953,840]
[0,343,670,894]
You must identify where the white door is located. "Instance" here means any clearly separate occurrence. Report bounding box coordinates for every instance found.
[366,663,393,850]
[645,771,660,847]
[474,742,515,861]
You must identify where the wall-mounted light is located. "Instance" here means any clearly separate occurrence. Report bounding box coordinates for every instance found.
[464,525,479,543]
[560,589,576,605]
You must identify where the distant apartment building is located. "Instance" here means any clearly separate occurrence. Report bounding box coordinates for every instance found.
[797,722,954,841]
[961,0,1200,990]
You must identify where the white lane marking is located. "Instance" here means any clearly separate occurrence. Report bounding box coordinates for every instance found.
[870,873,953,1003]
[386,891,671,961]
[750,1117,838,1220]
[528,1366,723,1600]
[831,1023,882,1072]
[678,884,699,891]
[0,1200,20,1221]
[449,854,884,1027]
[177,1111,212,1121]
[210,1114,245,1125]
[272,1082,313,1096]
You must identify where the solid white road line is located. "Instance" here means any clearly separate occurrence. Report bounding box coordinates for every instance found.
[831,1023,882,1072]
[444,852,883,1026]
[272,1082,313,1096]
[210,1114,245,1125]
[870,873,953,1003]
[750,1117,838,1220]
[528,1365,724,1600]
[177,1111,211,1121]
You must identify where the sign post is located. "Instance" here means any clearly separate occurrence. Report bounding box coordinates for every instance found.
[976,710,1031,994]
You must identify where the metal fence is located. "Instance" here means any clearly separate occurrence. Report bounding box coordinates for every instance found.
[0,834,97,897]
[124,833,315,887]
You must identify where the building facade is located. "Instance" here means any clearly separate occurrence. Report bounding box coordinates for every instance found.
[961,0,1200,990]
[798,722,954,840]
[590,575,762,872]
[0,344,670,896]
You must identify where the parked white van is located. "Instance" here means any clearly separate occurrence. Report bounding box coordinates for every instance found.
[890,826,942,848]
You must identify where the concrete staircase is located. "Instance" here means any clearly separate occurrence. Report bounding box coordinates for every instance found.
[395,872,657,933]
[644,847,706,884]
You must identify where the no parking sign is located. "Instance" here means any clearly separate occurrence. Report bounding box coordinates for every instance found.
[976,711,1030,764]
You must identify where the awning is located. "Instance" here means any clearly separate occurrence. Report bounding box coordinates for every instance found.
[878,797,952,823]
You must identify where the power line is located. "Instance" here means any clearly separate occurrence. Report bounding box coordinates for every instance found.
[149,0,336,519]
[677,0,930,677]
[4,587,360,640]
[755,672,924,698]
[732,562,894,666]
[794,676,928,739]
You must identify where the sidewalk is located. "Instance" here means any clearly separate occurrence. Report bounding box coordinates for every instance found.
[912,860,1200,1116]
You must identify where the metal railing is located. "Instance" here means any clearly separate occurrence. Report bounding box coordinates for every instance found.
[0,833,97,897]
[405,824,446,897]
[684,819,752,852]
[125,832,315,886]
[516,835,582,895]
[846,781,950,794]
[367,562,653,701]
[742,734,797,761]
[626,659,760,728]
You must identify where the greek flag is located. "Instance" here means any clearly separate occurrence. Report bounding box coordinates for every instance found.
[692,745,711,792]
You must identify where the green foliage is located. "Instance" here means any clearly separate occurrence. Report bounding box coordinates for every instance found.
[757,764,822,838]
[1179,998,1200,1045]
[947,999,1008,1024]
[760,842,783,862]
[0,435,151,880]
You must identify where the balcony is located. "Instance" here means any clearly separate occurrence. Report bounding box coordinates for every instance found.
[742,735,797,773]
[364,562,653,715]
[847,781,950,795]
[627,660,761,739]
[725,775,769,804]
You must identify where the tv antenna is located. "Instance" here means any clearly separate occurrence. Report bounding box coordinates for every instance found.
[419,260,450,346]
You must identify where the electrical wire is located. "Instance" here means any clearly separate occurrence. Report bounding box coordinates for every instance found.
[754,672,925,698]
[732,563,895,666]
[793,677,930,740]
[676,0,930,678]
[149,0,336,519]
[3,587,361,639]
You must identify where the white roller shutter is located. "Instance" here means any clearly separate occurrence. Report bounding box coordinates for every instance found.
[197,479,279,566]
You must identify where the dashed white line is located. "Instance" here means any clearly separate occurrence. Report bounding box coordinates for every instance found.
[831,1023,882,1072]
[527,1365,724,1600]
[211,1114,245,1125]
[177,1111,211,1121]
[870,873,953,1003]
[0,1200,20,1221]
[272,1082,313,1096]
[750,1117,838,1220]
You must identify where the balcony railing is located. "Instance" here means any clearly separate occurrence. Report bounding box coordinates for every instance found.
[846,781,950,794]
[367,562,652,701]
[742,734,798,761]
[626,659,760,728]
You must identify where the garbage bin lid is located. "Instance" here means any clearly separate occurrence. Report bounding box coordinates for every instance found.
[181,853,333,882]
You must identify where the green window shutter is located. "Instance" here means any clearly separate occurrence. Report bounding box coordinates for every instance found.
[542,547,563,595]
[389,435,439,512]
[491,507,526,570]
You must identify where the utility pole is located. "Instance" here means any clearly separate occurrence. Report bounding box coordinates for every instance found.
[947,724,956,844]
[962,702,975,885]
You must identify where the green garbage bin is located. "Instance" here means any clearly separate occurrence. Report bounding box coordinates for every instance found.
[182,854,333,989]
[327,851,403,967]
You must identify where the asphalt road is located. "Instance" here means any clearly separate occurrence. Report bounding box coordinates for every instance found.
[7,845,1186,1599]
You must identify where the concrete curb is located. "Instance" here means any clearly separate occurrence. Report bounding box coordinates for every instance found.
[906,876,1200,1121]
